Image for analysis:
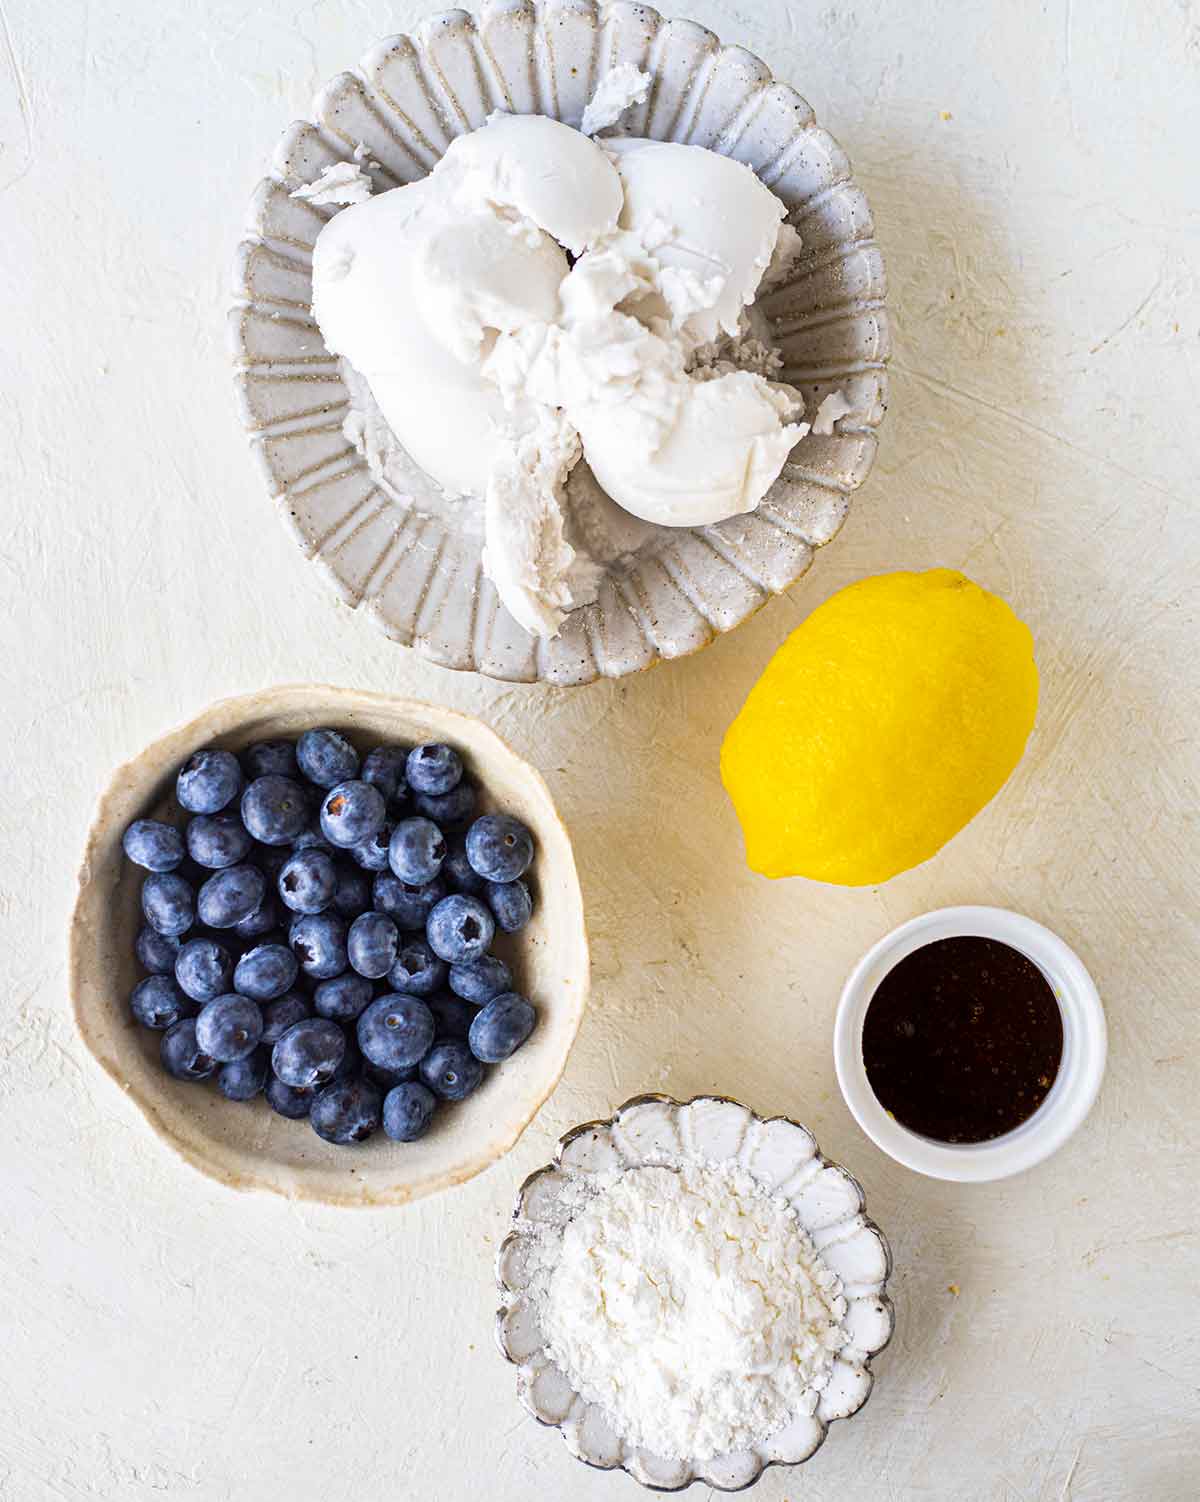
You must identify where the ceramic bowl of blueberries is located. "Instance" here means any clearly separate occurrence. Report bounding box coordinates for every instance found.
[70,684,589,1206]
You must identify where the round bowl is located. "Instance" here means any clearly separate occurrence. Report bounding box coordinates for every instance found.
[230,1,889,685]
[834,906,1106,1183]
[495,1093,893,1491]
[69,684,589,1207]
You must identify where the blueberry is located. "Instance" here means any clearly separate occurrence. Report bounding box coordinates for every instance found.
[241,775,308,845]
[292,824,335,853]
[142,872,195,936]
[177,748,243,815]
[330,1031,363,1083]
[123,819,185,872]
[160,1018,217,1080]
[361,744,410,806]
[372,873,447,931]
[195,993,264,1063]
[406,743,462,796]
[382,1082,437,1142]
[413,781,477,830]
[310,1078,382,1145]
[265,1075,316,1119]
[364,1060,417,1089]
[448,955,512,1005]
[347,912,399,980]
[197,864,266,929]
[426,894,494,965]
[419,1039,483,1101]
[272,1017,346,1088]
[313,972,374,1022]
[296,728,359,789]
[261,991,311,1046]
[242,739,298,780]
[256,845,293,885]
[185,812,253,870]
[487,878,533,934]
[218,1046,270,1102]
[388,817,447,885]
[175,937,235,1003]
[387,938,447,997]
[350,822,394,872]
[357,994,435,1071]
[469,993,536,1063]
[136,926,182,975]
[277,847,337,915]
[427,993,478,1042]
[331,865,372,920]
[442,839,488,897]
[289,912,348,980]
[465,814,533,883]
[131,975,192,1030]
[320,780,386,850]
[234,942,299,1002]
[234,894,280,940]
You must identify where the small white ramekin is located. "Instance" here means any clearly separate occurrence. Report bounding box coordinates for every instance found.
[834,906,1106,1182]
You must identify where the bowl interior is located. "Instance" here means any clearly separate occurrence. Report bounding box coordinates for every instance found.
[70,685,589,1206]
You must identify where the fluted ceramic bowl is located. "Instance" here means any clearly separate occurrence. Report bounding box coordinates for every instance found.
[231,2,889,685]
[69,685,589,1207]
[495,1094,893,1490]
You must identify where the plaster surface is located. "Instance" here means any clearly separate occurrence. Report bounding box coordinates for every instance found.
[0,2,1197,1498]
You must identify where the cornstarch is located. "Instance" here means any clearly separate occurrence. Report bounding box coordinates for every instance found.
[523,1159,848,1461]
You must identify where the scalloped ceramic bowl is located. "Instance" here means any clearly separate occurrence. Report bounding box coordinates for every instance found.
[231,1,889,685]
[495,1094,893,1490]
[69,685,589,1207]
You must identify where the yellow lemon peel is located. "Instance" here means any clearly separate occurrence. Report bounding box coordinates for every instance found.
[720,569,1038,885]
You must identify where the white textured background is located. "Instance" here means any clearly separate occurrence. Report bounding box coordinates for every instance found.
[2,0,1198,1497]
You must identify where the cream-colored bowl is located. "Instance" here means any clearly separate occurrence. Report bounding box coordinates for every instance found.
[70,685,589,1207]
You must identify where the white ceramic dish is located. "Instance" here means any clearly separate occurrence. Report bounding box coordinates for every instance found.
[834,907,1107,1182]
[70,685,589,1207]
[230,1,889,685]
[495,1093,893,1491]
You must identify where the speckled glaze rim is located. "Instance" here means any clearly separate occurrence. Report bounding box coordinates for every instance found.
[230,1,889,685]
[494,1093,894,1490]
[69,685,589,1207]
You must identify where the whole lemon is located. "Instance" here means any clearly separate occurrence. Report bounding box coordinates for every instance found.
[721,569,1038,884]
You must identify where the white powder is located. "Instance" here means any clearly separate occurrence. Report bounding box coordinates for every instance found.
[524,1159,847,1461]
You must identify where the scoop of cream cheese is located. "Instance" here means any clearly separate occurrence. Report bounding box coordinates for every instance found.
[605,137,790,347]
[312,178,505,497]
[311,115,619,499]
[485,226,805,530]
[308,97,805,636]
[438,111,624,256]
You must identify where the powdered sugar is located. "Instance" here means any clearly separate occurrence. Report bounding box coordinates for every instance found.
[521,1156,848,1461]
